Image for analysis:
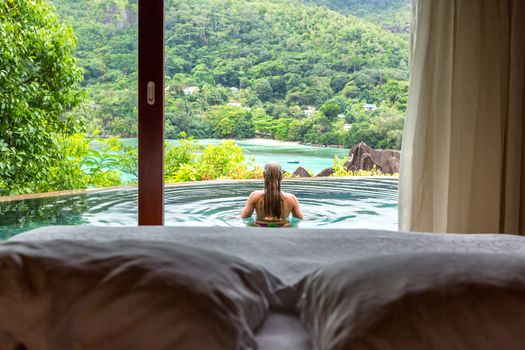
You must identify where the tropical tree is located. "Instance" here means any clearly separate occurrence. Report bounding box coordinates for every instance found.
[0,0,84,194]
[205,105,254,139]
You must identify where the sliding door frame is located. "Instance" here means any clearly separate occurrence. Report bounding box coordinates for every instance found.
[138,0,164,225]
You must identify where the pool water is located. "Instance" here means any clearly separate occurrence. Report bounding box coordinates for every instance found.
[0,178,398,239]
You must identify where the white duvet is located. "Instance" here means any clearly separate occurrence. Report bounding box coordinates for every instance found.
[6,229,525,350]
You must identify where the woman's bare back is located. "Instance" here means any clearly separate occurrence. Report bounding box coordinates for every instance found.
[241,190,304,221]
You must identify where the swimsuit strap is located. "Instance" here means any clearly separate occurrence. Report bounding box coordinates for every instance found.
[255,219,289,227]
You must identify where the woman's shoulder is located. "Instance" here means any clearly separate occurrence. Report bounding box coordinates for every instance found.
[248,190,264,200]
[281,192,298,201]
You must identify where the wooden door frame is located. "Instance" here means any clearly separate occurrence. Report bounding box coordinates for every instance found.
[138,0,164,225]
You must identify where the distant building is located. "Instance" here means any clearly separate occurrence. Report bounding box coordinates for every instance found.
[227,102,242,107]
[343,124,352,131]
[183,86,200,95]
[230,87,239,93]
[337,113,346,119]
[363,103,377,112]
[303,106,317,117]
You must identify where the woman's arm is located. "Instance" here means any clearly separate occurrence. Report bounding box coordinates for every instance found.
[240,192,257,218]
[290,194,304,219]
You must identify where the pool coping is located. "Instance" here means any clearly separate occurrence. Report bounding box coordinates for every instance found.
[0,176,398,202]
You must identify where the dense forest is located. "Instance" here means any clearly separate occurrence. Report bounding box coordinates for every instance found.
[48,0,409,149]
[1,0,410,195]
[304,0,411,35]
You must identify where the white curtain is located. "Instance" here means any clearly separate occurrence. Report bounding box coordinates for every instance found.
[399,0,525,234]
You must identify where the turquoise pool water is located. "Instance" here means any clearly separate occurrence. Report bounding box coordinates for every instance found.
[0,178,398,239]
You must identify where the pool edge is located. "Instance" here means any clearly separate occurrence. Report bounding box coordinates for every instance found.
[0,176,399,202]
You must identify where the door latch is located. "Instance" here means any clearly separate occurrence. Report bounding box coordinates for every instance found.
[147,81,155,105]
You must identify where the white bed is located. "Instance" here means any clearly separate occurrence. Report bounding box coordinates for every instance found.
[12,226,525,283]
[8,226,525,350]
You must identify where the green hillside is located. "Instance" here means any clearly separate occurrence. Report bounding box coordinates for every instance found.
[304,0,411,35]
[48,0,409,148]
[304,0,409,17]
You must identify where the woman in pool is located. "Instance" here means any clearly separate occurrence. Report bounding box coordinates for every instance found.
[241,162,304,227]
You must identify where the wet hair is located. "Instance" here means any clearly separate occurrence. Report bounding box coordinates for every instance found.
[263,162,283,218]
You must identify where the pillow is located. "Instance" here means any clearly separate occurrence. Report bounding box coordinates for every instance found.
[0,239,285,350]
[295,252,525,350]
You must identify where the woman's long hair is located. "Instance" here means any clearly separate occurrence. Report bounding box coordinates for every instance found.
[263,163,283,218]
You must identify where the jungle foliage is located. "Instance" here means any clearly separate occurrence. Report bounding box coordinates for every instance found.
[48,0,409,147]
[303,0,411,35]
[0,0,84,194]
[1,0,409,194]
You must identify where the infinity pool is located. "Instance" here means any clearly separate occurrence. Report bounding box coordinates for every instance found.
[0,178,398,239]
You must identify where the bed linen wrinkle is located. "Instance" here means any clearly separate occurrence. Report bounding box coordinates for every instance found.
[0,239,287,350]
[9,227,525,350]
[295,252,525,350]
[12,227,525,282]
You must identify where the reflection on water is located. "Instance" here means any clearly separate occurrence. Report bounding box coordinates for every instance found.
[0,178,398,238]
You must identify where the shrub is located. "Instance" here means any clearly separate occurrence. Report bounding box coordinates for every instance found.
[165,138,261,182]
[41,133,125,192]
[164,133,203,179]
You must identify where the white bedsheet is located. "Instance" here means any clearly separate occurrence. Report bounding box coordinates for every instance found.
[12,226,525,283]
[11,226,525,350]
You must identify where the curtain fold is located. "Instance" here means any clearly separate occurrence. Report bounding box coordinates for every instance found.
[399,0,525,234]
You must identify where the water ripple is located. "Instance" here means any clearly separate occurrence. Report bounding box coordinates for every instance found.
[0,178,398,237]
